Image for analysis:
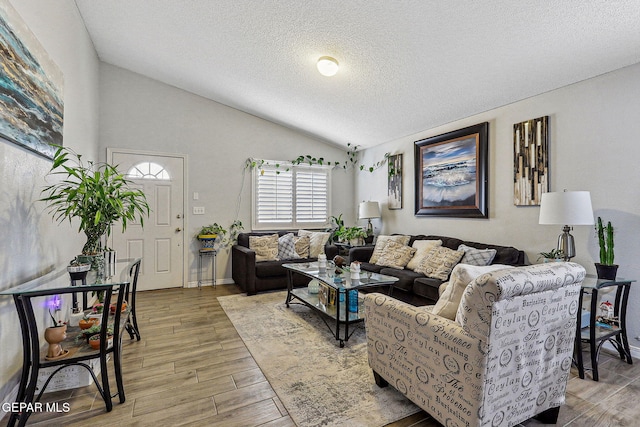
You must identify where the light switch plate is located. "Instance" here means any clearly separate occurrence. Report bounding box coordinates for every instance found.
[193,207,205,215]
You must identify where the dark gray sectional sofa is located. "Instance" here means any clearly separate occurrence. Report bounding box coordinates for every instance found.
[349,234,525,305]
[231,231,339,295]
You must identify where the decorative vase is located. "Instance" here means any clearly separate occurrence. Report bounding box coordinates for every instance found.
[595,263,618,280]
[44,325,68,360]
[104,250,117,279]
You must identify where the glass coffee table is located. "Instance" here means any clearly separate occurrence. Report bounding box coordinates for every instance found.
[283,262,398,347]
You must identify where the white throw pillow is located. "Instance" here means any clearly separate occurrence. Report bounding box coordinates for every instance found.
[369,235,410,264]
[375,241,416,269]
[298,229,330,258]
[406,239,442,271]
[432,263,510,320]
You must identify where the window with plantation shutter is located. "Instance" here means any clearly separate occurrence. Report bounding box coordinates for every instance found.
[252,161,331,230]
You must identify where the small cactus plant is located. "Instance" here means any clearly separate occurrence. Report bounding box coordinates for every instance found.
[596,217,614,265]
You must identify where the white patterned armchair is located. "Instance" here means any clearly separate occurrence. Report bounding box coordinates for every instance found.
[364,262,586,427]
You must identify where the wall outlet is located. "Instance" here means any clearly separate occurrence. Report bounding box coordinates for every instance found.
[193,207,205,215]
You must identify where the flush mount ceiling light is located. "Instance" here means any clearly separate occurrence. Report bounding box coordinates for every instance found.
[317,56,339,77]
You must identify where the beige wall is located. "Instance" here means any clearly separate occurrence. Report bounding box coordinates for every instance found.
[0,0,100,409]
[356,62,640,349]
[97,63,356,285]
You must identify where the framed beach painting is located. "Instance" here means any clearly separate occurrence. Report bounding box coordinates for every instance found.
[0,1,64,160]
[414,122,489,218]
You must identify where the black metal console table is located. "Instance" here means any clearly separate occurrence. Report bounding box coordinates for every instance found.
[1,269,132,426]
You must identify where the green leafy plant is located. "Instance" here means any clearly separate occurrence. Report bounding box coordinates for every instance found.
[40,146,149,255]
[245,144,390,174]
[335,226,367,242]
[197,223,226,237]
[537,248,565,262]
[596,217,615,265]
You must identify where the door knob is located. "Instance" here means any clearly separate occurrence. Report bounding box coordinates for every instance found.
[175,227,182,232]
[176,214,182,219]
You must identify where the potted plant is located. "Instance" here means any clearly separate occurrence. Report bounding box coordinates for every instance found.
[537,249,565,263]
[40,146,149,280]
[342,226,367,246]
[595,216,618,280]
[329,214,346,243]
[197,223,226,249]
[44,310,68,360]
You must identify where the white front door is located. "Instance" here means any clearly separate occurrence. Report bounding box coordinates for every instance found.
[108,149,186,291]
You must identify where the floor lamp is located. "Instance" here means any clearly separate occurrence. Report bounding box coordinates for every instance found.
[538,190,593,261]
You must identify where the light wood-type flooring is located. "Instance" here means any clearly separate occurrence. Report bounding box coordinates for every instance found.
[8,285,640,426]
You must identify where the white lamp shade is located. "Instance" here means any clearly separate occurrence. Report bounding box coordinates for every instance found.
[358,201,380,219]
[538,191,594,225]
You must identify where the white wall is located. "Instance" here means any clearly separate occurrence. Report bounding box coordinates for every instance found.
[0,0,100,410]
[98,63,356,284]
[357,62,640,345]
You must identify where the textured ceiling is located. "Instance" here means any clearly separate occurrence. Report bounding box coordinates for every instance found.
[74,0,640,149]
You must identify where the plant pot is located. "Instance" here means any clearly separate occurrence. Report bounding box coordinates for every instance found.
[78,253,105,283]
[79,318,100,330]
[595,263,618,280]
[88,334,113,350]
[110,301,127,313]
[44,325,68,360]
[198,234,218,249]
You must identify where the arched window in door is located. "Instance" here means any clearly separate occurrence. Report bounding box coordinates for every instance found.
[126,162,170,180]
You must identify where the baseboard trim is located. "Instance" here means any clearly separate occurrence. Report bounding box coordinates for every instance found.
[185,279,235,288]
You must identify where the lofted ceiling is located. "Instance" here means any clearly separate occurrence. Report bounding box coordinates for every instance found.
[74,0,640,149]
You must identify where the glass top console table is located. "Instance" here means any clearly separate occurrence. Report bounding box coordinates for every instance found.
[0,261,136,427]
[575,275,635,381]
[283,262,398,347]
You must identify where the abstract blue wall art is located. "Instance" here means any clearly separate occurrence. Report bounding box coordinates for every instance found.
[0,1,63,160]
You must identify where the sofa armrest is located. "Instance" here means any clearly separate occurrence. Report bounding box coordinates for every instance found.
[349,246,374,263]
[364,293,484,425]
[231,244,257,295]
[324,244,339,260]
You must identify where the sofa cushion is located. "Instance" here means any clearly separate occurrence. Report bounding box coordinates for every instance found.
[406,239,442,271]
[298,229,330,257]
[414,246,464,280]
[249,234,279,261]
[412,276,443,302]
[458,244,497,266]
[432,264,510,320]
[375,241,416,269]
[358,262,384,273]
[293,235,310,258]
[379,268,422,292]
[278,233,301,260]
[369,235,410,264]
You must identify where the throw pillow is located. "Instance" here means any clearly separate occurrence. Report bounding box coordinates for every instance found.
[432,263,510,320]
[293,235,310,258]
[369,235,411,264]
[414,246,464,280]
[406,239,443,271]
[298,230,330,258]
[278,233,300,260]
[375,241,416,269]
[249,234,279,262]
[458,244,497,266]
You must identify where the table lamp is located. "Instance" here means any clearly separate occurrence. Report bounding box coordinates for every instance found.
[538,190,593,261]
[358,201,380,236]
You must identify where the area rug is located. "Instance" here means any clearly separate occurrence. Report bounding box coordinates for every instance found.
[218,291,420,427]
